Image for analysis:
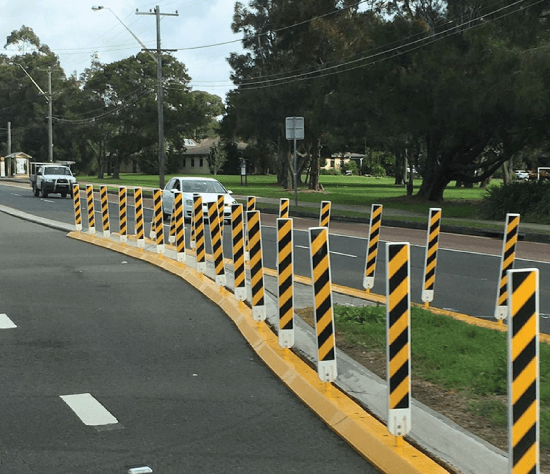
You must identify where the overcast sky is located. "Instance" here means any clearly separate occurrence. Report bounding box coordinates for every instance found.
[1,0,245,101]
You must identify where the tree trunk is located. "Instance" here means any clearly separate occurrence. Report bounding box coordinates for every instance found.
[309,138,321,191]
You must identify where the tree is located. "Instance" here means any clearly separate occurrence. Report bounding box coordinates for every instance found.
[208,142,227,175]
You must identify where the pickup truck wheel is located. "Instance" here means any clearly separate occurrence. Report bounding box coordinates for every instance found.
[33,184,39,197]
[41,187,48,198]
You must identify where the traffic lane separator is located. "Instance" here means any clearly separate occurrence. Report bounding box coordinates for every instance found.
[67,230,449,474]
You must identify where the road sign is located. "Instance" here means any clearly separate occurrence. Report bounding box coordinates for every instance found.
[285,116,304,140]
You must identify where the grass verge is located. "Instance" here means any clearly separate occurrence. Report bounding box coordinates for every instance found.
[333,303,550,448]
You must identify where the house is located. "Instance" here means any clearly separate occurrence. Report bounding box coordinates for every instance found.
[179,138,215,174]
[322,152,365,172]
[1,152,32,178]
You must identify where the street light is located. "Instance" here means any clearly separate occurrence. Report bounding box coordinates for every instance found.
[1,62,53,162]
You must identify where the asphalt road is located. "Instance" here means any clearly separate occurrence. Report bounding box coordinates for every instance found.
[0,211,377,473]
[3,181,550,330]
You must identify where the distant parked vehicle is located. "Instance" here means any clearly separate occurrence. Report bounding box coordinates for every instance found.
[29,162,77,198]
[514,170,529,180]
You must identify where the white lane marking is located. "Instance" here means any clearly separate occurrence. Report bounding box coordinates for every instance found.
[42,199,55,203]
[0,314,16,329]
[10,193,21,197]
[60,393,118,426]
[296,245,309,250]
[329,250,357,258]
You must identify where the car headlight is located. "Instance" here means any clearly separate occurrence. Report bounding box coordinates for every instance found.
[185,199,193,207]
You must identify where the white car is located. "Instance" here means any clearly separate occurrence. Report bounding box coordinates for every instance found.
[162,177,237,222]
[514,170,529,180]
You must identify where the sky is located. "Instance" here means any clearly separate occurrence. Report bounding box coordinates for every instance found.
[1,0,246,101]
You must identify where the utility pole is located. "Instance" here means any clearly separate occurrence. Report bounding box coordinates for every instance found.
[136,5,178,189]
[47,68,53,162]
[7,122,11,155]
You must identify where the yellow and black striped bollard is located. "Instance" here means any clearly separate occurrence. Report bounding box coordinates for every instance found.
[174,191,185,263]
[421,208,442,306]
[363,204,383,292]
[153,188,164,253]
[119,186,127,242]
[194,194,206,273]
[277,218,294,348]
[247,210,266,321]
[386,242,411,440]
[279,198,289,219]
[217,194,225,238]
[72,184,82,231]
[209,200,226,286]
[134,187,145,248]
[245,195,256,262]
[495,213,520,321]
[99,185,110,237]
[309,226,337,382]
[168,203,176,244]
[507,268,539,474]
[231,204,246,301]
[86,184,95,234]
[319,200,331,229]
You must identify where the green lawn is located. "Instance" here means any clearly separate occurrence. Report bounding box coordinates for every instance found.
[82,173,499,219]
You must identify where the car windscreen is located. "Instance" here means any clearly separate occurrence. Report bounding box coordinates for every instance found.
[44,167,71,176]
[181,180,226,193]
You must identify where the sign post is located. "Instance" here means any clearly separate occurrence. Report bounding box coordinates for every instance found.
[285,117,304,207]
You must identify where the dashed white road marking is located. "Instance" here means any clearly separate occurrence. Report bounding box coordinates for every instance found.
[329,250,357,258]
[0,314,16,329]
[60,393,118,427]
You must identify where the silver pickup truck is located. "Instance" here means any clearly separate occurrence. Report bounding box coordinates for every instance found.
[29,162,77,198]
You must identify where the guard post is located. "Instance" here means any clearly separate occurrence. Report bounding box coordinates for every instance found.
[247,210,266,321]
[134,187,145,247]
[507,268,539,474]
[279,197,290,219]
[245,196,256,262]
[86,184,95,234]
[174,191,185,263]
[495,213,520,321]
[194,194,206,274]
[319,200,331,229]
[421,208,442,306]
[152,188,164,253]
[231,203,246,301]
[119,186,127,243]
[208,200,226,286]
[363,204,383,292]
[309,227,337,383]
[386,242,412,442]
[100,185,110,237]
[72,184,82,231]
[217,194,225,239]
[277,217,294,348]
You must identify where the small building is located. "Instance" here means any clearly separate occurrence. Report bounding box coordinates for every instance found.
[322,152,365,172]
[1,152,31,178]
[179,138,214,174]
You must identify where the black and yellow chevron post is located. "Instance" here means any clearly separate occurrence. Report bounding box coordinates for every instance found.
[72,184,82,231]
[231,203,246,301]
[279,198,290,219]
[194,194,206,273]
[153,188,164,253]
[309,227,337,382]
[217,194,225,238]
[319,200,331,228]
[86,185,96,234]
[277,218,294,348]
[245,195,256,261]
[208,200,226,286]
[363,204,383,292]
[99,185,110,237]
[386,242,412,439]
[247,210,266,321]
[174,191,185,263]
[134,187,145,248]
[422,208,442,306]
[495,213,521,321]
[119,186,128,242]
[168,203,176,244]
[507,268,539,474]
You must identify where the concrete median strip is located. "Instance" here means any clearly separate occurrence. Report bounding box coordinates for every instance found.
[67,229,447,474]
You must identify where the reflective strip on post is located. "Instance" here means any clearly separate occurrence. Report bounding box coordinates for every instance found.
[247,210,266,321]
[386,242,411,437]
[507,268,539,474]
[86,184,95,234]
[209,200,226,286]
[119,186,127,242]
[319,200,331,228]
[134,187,145,247]
[421,208,442,304]
[73,184,82,231]
[309,227,337,382]
[279,198,290,219]
[277,218,294,348]
[363,204,383,290]
[495,213,520,320]
[231,204,246,301]
[153,188,164,253]
[194,194,206,273]
[100,185,110,236]
[174,191,185,262]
